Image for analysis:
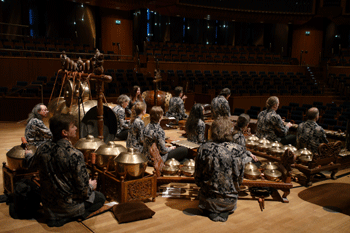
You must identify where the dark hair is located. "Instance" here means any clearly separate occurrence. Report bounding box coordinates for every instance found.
[131,85,143,102]
[219,88,231,97]
[307,107,319,120]
[130,102,146,124]
[49,114,76,142]
[266,96,279,109]
[150,106,164,123]
[27,103,44,123]
[235,113,250,130]
[185,104,204,136]
[211,116,234,142]
[174,86,183,97]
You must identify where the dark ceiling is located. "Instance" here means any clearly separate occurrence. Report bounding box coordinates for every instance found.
[66,0,350,25]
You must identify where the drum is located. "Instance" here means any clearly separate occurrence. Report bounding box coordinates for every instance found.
[142,90,172,112]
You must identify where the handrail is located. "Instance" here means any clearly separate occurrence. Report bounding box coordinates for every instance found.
[0,22,30,28]
[0,47,133,58]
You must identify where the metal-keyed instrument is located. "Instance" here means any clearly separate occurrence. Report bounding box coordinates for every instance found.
[171,140,200,149]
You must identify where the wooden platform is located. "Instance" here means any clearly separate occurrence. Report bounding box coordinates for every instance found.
[1,121,350,232]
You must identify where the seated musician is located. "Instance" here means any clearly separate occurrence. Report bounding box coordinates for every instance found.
[126,102,146,152]
[126,85,146,116]
[195,116,247,222]
[142,106,189,162]
[165,86,188,121]
[297,107,328,153]
[24,114,105,227]
[256,96,295,145]
[25,103,53,147]
[211,88,231,119]
[232,113,259,164]
[185,103,206,144]
[112,94,130,140]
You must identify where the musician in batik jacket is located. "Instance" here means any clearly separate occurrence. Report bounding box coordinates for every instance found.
[143,106,188,162]
[232,113,258,164]
[297,107,328,153]
[195,116,245,222]
[126,102,146,152]
[112,94,130,140]
[24,114,105,227]
[185,103,206,144]
[25,103,53,147]
[126,85,146,116]
[256,96,294,145]
[165,86,188,121]
[211,88,231,119]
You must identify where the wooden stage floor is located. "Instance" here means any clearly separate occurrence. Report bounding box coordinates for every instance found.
[1,121,350,233]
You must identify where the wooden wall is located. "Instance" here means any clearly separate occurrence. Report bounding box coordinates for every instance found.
[0,57,135,89]
[100,8,134,56]
[291,24,323,66]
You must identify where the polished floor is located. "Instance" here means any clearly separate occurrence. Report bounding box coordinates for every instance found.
[1,120,350,233]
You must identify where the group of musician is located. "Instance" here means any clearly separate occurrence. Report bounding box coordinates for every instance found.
[22,85,330,225]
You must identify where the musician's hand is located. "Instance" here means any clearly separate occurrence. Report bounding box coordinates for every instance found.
[169,146,176,150]
[25,149,33,155]
[286,122,293,128]
[89,179,97,190]
[251,154,258,162]
[182,95,187,100]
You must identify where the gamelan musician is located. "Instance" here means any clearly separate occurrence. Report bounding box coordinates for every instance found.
[142,106,189,162]
[25,103,53,147]
[126,102,147,152]
[296,107,328,153]
[112,94,130,140]
[211,88,231,119]
[232,113,259,165]
[256,96,295,145]
[195,116,247,222]
[165,86,188,121]
[126,85,146,116]
[185,103,206,144]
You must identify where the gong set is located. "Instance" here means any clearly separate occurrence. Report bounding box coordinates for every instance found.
[161,158,196,177]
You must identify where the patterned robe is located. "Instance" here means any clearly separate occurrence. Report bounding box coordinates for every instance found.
[211,95,231,119]
[187,119,206,144]
[195,142,245,213]
[25,118,53,147]
[256,109,289,142]
[232,131,253,165]
[142,122,171,162]
[165,96,188,120]
[126,116,145,152]
[112,105,129,134]
[297,120,328,153]
[24,139,93,220]
[126,98,146,116]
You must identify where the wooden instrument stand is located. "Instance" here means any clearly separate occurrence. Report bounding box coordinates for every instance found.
[249,141,343,187]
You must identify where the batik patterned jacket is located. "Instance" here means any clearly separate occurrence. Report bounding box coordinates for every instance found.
[187,119,206,144]
[25,118,53,147]
[256,109,289,142]
[126,98,146,116]
[297,120,328,153]
[194,142,245,213]
[232,131,253,165]
[126,116,145,152]
[112,105,129,134]
[24,139,92,220]
[142,122,171,162]
[211,95,231,119]
[165,96,188,120]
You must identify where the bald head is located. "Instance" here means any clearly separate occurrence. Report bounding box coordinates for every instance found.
[307,107,319,120]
